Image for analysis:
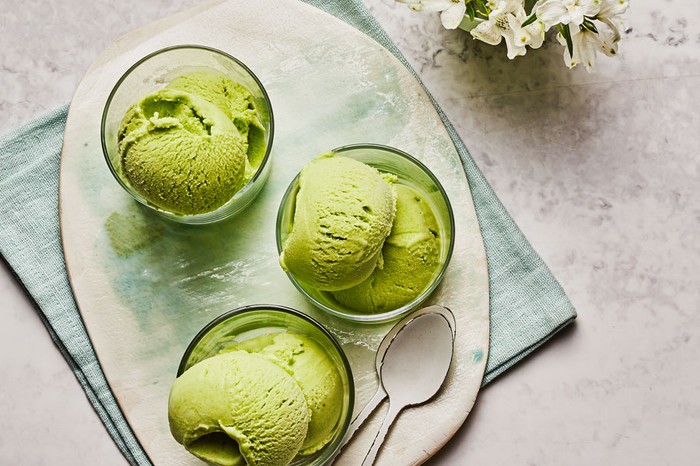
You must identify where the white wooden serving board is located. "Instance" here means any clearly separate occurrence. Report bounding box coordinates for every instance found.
[58,1,490,464]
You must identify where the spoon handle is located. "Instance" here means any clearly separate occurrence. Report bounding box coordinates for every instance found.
[327,385,387,464]
[343,385,387,447]
[360,401,402,466]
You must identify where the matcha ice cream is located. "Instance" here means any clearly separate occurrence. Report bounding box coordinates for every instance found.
[332,184,441,313]
[224,332,344,455]
[279,154,444,314]
[279,155,397,291]
[117,72,266,216]
[168,351,309,466]
[168,331,345,466]
[167,72,267,183]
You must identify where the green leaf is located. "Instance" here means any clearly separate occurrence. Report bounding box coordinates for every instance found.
[557,23,574,59]
[474,0,489,18]
[466,2,476,22]
[582,18,599,34]
[521,13,538,28]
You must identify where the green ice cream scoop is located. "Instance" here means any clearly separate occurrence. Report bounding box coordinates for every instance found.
[224,332,344,455]
[168,351,310,466]
[332,184,441,313]
[167,72,267,181]
[118,88,247,215]
[280,155,397,291]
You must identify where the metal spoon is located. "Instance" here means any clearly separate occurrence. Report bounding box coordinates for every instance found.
[360,306,455,465]
[330,305,455,464]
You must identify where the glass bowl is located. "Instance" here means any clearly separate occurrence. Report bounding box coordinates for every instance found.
[177,305,354,466]
[276,143,455,323]
[101,45,274,224]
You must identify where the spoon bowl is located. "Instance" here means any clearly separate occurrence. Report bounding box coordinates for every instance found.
[381,312,454,403]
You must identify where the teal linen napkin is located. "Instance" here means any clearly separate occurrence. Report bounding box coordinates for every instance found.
[0,1,576,464]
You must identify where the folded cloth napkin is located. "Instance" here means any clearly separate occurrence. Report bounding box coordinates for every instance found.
[0,0,576,464]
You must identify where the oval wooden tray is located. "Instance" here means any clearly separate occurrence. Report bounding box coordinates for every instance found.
[59,0,490,464]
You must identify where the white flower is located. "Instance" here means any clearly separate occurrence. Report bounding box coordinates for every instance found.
[536,0,602,30]
[471,1,543,59]
[470,1,521,47]
[597,0,629,18]
[596,29,620,56]
[396,0,467,29]
[397,0,628,69]
[596,0,630,42]
[510,15,546,51]
[557,25,604,70]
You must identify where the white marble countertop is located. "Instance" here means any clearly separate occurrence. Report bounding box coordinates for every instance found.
[1,0,699,464]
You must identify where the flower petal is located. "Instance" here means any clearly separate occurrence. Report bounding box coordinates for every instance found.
[502,19,528,59]
[535,0,569,30]
[396,0,454,13]
[595,29,619,56]
[579,0,602,18]
[525,21,546,49]
[598,0,629,19]
[562,27,600,71]
[471,20,503,45]
[440,2,467,29]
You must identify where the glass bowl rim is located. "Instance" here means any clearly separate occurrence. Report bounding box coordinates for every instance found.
[176,304,354,379]
[275,143,456,324]
[100,44,275,222]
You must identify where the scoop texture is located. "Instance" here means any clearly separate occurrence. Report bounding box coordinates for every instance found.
[167,72,267,182]
[226,332,344,455]
[280,155,397,291]
[332,184,441,312]
[168,351,309,466]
